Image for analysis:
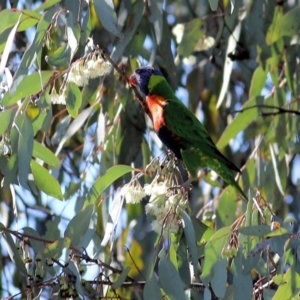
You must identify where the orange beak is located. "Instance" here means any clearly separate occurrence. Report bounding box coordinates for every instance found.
[129,74,138,86]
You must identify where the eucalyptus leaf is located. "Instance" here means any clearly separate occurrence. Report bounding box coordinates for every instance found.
[14,114,34,188]
[8,8,55,98]
[112,266,131,290]
[55,106,93,155]
[30,159,63,200]
[64,205,94,246]
[0,108,16,135]
[217,96,264,149]
[85,165,134,206]
[43,237,71,259]
[93,0,122,37]
[177,19,204,58]
[239,225,272,237]
[2,71,54,106]
[66,82,82,118]
[208,0,218,11]
[32,141,60,168]
[201,226,231,285]
[143,274,162,300]
[158,256,186,300]
[181,210,198,277]
[0,223,27,274]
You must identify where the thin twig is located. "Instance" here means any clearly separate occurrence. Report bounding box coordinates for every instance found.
[234,104,300,117]
[99,49,150,116]
[124,246,146,280]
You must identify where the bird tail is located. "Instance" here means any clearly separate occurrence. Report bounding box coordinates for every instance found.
[182,148,248,202]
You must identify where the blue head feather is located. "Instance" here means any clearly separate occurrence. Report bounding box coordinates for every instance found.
[135,66,163,95]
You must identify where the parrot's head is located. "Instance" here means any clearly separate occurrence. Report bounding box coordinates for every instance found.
[129,66,163,96]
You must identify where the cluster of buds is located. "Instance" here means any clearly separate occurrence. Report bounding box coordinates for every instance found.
[221,230,239,259]
[58,275,79,298]
[66,53,112,87]
[17,240,47,282]
[122,154,189,238]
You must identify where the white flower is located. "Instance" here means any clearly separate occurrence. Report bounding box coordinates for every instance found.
[145,195,166,216]
[86,55,112,79]
[66,56,111,86]
[121,183,146,204]
[67,60,89,86]
[50,87,66,105]
[144,181,169,196]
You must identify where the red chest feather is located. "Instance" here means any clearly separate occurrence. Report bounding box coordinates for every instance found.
[146,95,167,132]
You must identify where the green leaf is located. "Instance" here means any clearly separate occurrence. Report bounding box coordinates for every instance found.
[30,159,63,200]
[272,266,300,300]
[34,0,61,12]
[191,216,214,245]
[85,165,134,206]
[66,82,82,118]
[0,108,16,135]
[0,9,40,36]
[43,237,71,259]
[18,10,41,31]
[0,223,27,275]
[266,6,283,45]
[211,259,227,297]
[208,0,218,11]
[216,22,241,108]
[93,0,122,37]
[217,96,264,149]
[32,141,60,168]
[239,225,272,237]
[216,186,238,229]
[143,274,162,300]
[2,71,54,106]
[278,5,300,39]
[232,249,253,300]
[181,210,198,277]
[149,0,163,44]
[66,11,80,56]
[55,107,93,155]
[8,8,55,98]
[44,216,61,240]
[177,19,204,58]
[249,66,268,98]
[111,1,144,61]
[0,14,20,76]
[22,227,43,253]
[158,256,186,300]
[13,114,34,188]
[112,267,131,290]
[269,144,285,195]
[284,46,297,97]
[100,194,124,247]
[64,205,94,246]
[176,236,191,288]
[80,5,92,46]
[201,226,231,285]
[3,153,18,191]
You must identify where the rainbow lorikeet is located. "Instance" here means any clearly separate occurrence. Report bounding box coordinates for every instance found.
[129,66,247,201]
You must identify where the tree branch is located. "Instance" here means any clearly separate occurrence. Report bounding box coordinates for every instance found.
[234,104,300,117]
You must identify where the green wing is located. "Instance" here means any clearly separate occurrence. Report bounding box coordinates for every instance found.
[164,98,240,173]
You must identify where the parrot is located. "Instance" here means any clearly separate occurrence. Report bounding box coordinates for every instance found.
[129,66,247,201]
